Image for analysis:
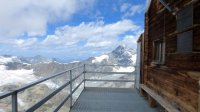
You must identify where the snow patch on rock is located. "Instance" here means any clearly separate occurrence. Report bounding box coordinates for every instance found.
[131,54,137,65]
[0,65,6,70]
[113,66,135,72]
[0,56,21,64]
[70,61,80,63]
[0,69,36,86]
[92,55,109,63]
[42,81,59,89]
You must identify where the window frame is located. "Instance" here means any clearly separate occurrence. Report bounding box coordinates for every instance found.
[152,39,165,65]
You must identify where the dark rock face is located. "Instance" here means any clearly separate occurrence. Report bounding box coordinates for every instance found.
[5,62,31,70]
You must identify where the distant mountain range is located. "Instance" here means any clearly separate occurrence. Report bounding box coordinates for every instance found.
[0,45,136,79]
[0,45,136,112]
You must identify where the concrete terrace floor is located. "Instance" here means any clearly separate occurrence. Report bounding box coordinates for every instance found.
[70,87,158,112]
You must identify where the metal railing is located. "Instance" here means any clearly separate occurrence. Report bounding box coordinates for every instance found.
[0,64,134,112]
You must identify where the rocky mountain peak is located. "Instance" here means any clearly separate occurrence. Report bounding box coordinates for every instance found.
[110,45,136,65]
[112,45,126,54]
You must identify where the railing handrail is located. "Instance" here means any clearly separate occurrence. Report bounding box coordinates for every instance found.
[0,64,84,99]
[0,64,134,112]
[86,71,134,74]
[85,64,135,67]
[85,79,134,82]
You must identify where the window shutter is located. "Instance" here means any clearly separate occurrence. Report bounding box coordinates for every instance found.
[177,31,193,53]
[177,5,193,32]
[177,5,193,53]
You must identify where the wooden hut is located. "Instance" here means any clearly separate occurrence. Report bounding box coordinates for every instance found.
[139,0,200,112]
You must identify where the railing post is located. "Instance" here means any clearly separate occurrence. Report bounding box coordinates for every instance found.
[12,92,18,112]
[133,65,136,89]
[84,64,86,88]
[70,70,72,108]
[198,79,200,112]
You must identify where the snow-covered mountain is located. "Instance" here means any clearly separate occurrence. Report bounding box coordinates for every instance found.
[111,45,136,65]
[87,45,136,65]
[0,55,54,65]
[0,55,54,70]
[0,45,136,90]
[0,45,136,112]
[19,55,54,64]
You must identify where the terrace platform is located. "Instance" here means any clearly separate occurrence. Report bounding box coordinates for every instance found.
[70,87,158,112]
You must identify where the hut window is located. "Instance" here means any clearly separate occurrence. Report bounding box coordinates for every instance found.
[177,5,193,32]
[153,40,165,64]
[177,31,193,53]
[177,5,193,53]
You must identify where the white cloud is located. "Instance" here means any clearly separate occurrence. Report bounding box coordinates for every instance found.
[42,35,62,46]
[7,19,142,52]
[120,29,144,49]
[42,19,140,48]
[120,3,144,18]
[112,4,118,12]
[0,0,95,39]
[121,35,138,46]
[85,41,112,47]
[0,1,145,60]
[15,38,38,48]
[120,3,131,12]
[0,17,143,60]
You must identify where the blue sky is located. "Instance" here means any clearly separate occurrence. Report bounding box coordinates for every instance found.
[0,0,147,62]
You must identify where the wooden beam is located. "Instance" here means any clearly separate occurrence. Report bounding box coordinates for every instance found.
[139,88,146,96]
[140,84,180,112]
[167,24,200,38]
[148,95,157,107]
[199,80,200,112]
